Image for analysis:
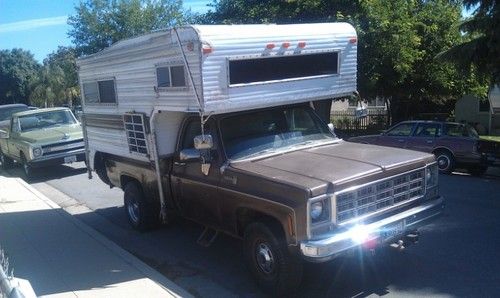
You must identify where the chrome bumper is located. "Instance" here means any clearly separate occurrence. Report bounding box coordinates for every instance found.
[29,148,85,166]
[300,197,445,262]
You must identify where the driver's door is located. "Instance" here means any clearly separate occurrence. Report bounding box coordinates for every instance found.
[378,122,415,148]
[7,117,21,159]
[170,117,223,226]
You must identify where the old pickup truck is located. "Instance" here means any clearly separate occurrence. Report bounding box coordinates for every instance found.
[0,107,85,178]
[78,23,445,295]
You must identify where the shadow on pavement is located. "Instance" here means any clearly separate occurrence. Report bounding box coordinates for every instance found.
[4,162,87,183]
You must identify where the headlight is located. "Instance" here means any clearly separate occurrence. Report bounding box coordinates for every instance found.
[33,147,43,158]
[309,197,330,224]
[426,164,438,188]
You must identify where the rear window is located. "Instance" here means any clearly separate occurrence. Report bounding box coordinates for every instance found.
[229,52,339,85]
[0,106,29,121]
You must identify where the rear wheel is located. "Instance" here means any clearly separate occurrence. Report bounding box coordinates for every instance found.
[243,222,303,296]
[434,150,454,174]
[0,149,13,170]
[123,181,160,231]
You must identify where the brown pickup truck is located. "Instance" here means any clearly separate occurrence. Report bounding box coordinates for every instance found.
[94,103,444,295]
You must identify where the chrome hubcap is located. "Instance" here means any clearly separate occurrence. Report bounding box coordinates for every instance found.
[256,242,275,274]
[437,155,450,170]
[127,200,140,224]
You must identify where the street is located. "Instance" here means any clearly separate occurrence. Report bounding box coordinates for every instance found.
[3,163,500,297]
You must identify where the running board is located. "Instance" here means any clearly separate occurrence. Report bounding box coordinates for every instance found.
[197,227,219,247]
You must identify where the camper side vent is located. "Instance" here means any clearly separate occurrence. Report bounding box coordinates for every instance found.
[123,113,149,156]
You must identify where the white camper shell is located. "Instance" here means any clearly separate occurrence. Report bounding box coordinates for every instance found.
[78,23,357,166]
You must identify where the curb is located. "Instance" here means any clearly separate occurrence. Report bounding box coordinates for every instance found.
[14,177,193,298]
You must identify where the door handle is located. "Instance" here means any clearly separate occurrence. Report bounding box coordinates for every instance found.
[174,161,186,166]
[426,140,433,144]
[397,139,405,142]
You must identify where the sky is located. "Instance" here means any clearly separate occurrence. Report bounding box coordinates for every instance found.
[0,0,475,63]
[0,0,212,62]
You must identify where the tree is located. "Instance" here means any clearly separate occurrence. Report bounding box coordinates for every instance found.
[68,0,191,56]
[0,49,40,105]
[438,0,500,84]
[30,47,80,107]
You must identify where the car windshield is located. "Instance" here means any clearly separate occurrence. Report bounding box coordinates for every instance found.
[220,106,336,160]
[18,110,77,132]
[0,106,29,121]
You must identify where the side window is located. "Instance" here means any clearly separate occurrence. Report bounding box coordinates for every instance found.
[413,123,441,137]
[11,117,19,132]
[156,65,186,89]
[445,124,467,137]
[82,79,116,104]
[181,120,202,150]
[180,119,214,150]
[387,123,414,137]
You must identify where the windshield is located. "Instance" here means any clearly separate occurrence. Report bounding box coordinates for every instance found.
[0,106,29,121]
[220,106,336,160]
[18,110,77,132]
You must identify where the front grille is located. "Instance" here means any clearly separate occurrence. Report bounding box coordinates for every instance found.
[41,139,85,156]
[336,168,425,224]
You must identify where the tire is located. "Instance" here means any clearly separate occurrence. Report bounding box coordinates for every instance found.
[434,150,455,174]
[243,222,303,296]
[123,181,161,231]
[20,153,33,180]
[468,165,488,176]
[0,149,13,170]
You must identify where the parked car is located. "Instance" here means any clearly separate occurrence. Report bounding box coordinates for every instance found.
[0,104,30,130]
[348,120,490,175]
[0,107,85,178]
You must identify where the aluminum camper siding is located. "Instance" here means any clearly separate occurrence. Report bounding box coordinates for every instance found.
[192,23,357,114]
[77,31,195,163]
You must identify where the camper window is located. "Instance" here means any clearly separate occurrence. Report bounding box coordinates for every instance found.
[156,65,186,89]
[229,51,339,86]
[82,79,116,104]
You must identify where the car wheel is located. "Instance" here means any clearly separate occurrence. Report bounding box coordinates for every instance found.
[243,222,303,296]
[123,181,160,231]
[0,149,13,170]
[468,165,488,176]
[434,150,454,174]
[20,153,33,180]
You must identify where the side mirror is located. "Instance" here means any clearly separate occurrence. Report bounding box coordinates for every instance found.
[179,148,200,162]
[327,123,335,134]
[194,134,213,150]
[0,129,9,139]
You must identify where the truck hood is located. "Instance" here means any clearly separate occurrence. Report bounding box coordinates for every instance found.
[18,124,83,144]
[230,140,434,196]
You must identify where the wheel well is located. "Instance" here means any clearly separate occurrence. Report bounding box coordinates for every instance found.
[432,147,454,158]
[120,175,140,189]
[93,152,112,186]
[236,208,285,239]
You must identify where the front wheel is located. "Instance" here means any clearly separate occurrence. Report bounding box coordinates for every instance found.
[0,149,13,170]
[20,153,33,180]
[243,222,303,296]
[123,181,160,231]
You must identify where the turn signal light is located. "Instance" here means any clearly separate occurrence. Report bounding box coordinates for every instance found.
[282,42,290,48]
[266,43,275,49]
[297,41,306,48]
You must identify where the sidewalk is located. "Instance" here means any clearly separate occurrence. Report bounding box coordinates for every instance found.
[0,175,191,298]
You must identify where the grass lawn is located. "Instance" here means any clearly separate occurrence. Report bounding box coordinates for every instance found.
[480,135,500,142]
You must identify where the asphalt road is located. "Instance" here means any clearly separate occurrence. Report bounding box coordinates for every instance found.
[3,163,500,297]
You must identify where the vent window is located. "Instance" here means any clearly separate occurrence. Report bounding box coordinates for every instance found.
[156,65,186,88]
[229,52,339,85]
[123,113,149,155]
[83,79,116,104]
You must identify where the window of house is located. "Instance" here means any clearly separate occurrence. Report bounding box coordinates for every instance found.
[229,51,339,85]
[156,65,186,88]
[82,79,116,104]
